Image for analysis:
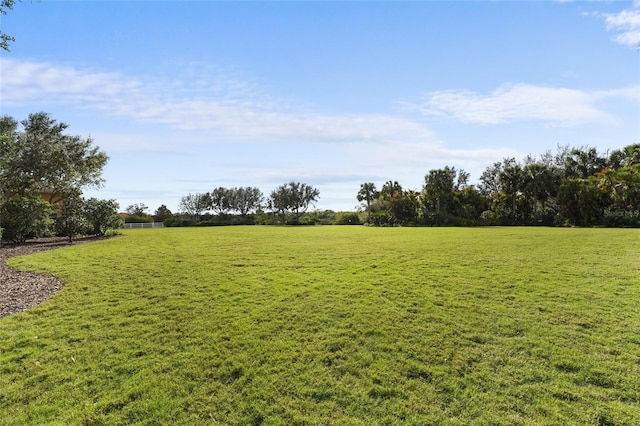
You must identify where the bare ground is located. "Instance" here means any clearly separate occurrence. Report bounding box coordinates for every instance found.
[0,236,105,319]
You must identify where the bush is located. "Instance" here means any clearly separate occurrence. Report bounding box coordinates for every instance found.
[370,211,394,227]
[105,228,123,237]
[56,195,90,242]
[479,210,498,226]
[163,217,197,227]
[0,196,54,243]
[336,212,362,225]
[55,210,90,242]
[84,198,124,236]
[163,217,183,227]
[124,214,152,223]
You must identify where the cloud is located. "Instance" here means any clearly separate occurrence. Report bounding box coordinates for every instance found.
[0,58,435,145]
[404,83,639,125]
[603,1,640,47]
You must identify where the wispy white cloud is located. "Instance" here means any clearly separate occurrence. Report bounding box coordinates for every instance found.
[0,58,435,145]
[603,0,640,47]
[404,83,639,125]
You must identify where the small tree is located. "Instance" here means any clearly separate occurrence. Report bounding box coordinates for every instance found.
[84,198,123,236]
[56,190,88,242]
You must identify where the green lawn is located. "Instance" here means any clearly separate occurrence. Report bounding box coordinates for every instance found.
[1,226,639,425]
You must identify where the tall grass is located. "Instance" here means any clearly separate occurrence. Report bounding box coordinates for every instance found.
[1,227,639,424]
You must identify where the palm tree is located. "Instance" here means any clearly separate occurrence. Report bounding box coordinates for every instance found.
[357,182,378,224]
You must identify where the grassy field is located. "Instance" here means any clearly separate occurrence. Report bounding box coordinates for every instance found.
[1,226,639,425]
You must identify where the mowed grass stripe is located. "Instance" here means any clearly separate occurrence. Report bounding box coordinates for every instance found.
[1,226,639,425]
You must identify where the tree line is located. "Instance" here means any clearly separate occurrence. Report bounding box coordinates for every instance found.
[2,112,638,244]
[356,143,639,227]
[163,182,322,226]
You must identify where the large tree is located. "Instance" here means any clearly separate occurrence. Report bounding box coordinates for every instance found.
[268,182,320,222]
[230,187,264,216]
[0,113,108,203]
[210,187,232,215]
[563,146,607,180]
[179,193,210,220]
[423,167,457,215]
[478,157,516,197]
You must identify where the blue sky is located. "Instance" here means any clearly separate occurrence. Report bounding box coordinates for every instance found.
[1,1,639,213]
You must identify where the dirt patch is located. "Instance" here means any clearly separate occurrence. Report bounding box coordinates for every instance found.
[0,236,107,319]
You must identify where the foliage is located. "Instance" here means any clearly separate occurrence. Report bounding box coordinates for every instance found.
[230,186,264,216]
[170,144,638,229]
[268,181,320,222]
[0,113,108,203]
[335,211,362,225]
[152,204,173,222]
[84,198,124,236]
[123,214,152,224]
[125,203,149,217]
[357,182,378,223]
[0,114,110,241]
[556,178,607,227]
[355,143,639,228]
[178,193,210,220]
[423,166,458,217]
[2,227,639,424]
[55,191,89,242]
[210,187,231,215]
[0,0,18,51]
[0,196,54,242]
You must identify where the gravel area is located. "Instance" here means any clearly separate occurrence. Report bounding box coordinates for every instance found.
[0,236,103,319]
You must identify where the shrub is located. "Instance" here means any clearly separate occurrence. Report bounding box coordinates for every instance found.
[370,211,394,227]
[124,214,152,223]
[0,196,54,243]
[162,217,182,227]
[84,198,124,236]
[163,217,196,227]
[56,209,90,242]
[479,210,498,226]
[56,194,90,242]
[336,212,362,225]
[105,228,123,237]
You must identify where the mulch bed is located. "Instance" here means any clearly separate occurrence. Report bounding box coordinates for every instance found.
[0,236,105,319]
